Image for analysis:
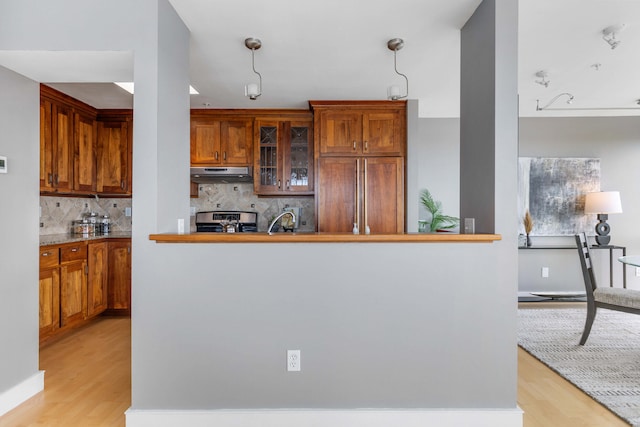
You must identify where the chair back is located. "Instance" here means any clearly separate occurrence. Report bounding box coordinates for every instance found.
[575,233,598,301]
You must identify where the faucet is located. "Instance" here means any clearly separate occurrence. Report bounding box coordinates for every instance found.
[268,210,296,235]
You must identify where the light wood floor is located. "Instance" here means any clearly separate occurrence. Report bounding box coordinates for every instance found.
[0,313,630,427]
[0,317,131,427]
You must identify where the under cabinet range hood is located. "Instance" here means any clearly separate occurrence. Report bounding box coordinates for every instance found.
[190,166,253,183]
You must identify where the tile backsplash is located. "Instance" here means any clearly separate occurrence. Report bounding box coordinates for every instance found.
[190,183,315,232]
[40,196,132,235]
[40,184,314,235]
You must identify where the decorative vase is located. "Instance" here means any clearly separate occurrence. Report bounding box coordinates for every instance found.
[526,234,532,247]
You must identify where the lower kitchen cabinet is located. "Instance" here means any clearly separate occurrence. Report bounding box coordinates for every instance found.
[39,265,60,338]
[39,238,131,344]
[87,241,108,318]
[60,259,87,328]
[107,239,131,315]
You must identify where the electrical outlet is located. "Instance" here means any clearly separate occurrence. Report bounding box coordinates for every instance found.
[287,350,300,372]
[541,267,549,278]
[635,267,640,277]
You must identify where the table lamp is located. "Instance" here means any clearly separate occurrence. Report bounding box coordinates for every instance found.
[584,191,622,246]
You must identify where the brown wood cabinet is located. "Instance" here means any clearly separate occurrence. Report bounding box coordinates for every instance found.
[40,85,133,196]
[59,244,88,328]
[191,112,253,166]
[97,110,133,195]
[311,101,407,233]
[254,115,313,195]
[310,101,406,157]
[39,243,88,344]
[40,96,74,193]
[87,242,108,318]
[39,238,131,344]
[74,110,98,193]
[107,239,132,315]
[317,156,404,233]
[39,248,60,338]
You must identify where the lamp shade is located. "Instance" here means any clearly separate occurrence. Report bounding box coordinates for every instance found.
[584,191,623,214]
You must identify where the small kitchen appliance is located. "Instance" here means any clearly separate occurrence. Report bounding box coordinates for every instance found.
[195,211,258,233]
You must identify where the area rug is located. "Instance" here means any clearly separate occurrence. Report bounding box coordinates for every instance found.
[518,308,640,426]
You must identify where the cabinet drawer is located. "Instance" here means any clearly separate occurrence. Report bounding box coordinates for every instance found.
[61,244,87,262]
[40,248,60,268]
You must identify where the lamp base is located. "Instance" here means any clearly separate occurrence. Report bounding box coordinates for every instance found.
[594,213,611,246]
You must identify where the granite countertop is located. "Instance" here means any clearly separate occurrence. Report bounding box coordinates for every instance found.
[40,231,132,246]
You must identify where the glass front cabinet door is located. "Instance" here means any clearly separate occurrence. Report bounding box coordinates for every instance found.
[254,118,313,195]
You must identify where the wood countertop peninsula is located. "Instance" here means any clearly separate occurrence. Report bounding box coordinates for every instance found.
[149,232,501,244]
[40,232,132,246]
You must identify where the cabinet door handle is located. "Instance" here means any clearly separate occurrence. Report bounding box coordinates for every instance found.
[355,158,360,230]
[48,173,53,184]
[127,245,131,254]
[121,180,125,190]
[286,180,290,189]
[42,252,50,257]
[223,151,227,161]
[54,174,59,185]
[215,151,219,160]
[363,158,369,233]
[353,141,357,151]
[364,141,368,151]
[278,180,281,189]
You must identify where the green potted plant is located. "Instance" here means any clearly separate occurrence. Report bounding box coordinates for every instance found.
[420,189,459,232]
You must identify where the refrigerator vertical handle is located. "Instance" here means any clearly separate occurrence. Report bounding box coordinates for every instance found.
[355,158,360,230]
[363,158,369,233]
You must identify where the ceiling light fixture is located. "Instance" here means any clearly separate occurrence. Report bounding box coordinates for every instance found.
[536,93,640,111]
[244,37,262,100]
[602,24,625,50]
[536,92,574,111]
[387,38,408,100]
[535,70,550,87]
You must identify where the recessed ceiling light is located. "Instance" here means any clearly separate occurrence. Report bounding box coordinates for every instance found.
[114,82,135,94]
[114,82,199,95]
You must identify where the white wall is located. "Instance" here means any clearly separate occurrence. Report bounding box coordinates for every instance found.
[0,66,40,406]
[412,116,640,294]
[519,116,640,292]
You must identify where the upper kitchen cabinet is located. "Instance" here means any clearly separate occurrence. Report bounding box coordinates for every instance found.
[190,110,253,166]
[96,110,133,195]
[254,112,313,195]
[40,85,132,197]
[310,100,406,157]
[40,92,74,193]
[73,109,98,193]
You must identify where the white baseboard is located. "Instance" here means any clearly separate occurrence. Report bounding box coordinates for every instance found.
[0,370,45,417]
[126,408,523,427]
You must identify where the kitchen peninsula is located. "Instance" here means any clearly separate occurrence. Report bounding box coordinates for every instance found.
[149,232,501,243]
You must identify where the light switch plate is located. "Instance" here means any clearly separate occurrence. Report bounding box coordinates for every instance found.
[0,156,7,173]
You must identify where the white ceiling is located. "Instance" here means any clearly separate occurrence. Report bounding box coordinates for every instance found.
[1,0,639,118]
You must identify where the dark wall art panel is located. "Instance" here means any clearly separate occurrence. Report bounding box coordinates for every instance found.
[518,157,600,236]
